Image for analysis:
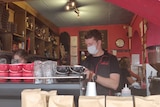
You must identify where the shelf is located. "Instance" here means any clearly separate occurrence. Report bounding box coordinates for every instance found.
[28,54,55,60]
[0,50,12,55]
[0,2,59,60]
[0,29,8,33]
[35,36,44,40]
[0,75,84,80]
[13,33,24,38]
[26,27,34,32]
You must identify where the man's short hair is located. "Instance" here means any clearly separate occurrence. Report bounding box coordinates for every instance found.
[85,29,102,41]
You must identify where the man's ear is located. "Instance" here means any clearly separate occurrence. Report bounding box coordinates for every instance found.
[98,40,102,45]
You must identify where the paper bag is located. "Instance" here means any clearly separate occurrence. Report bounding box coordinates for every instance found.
[48,90,57,95]
[106,96,133,107]
[40,91,50,107]
[79,96,105,107]
[21,89,47,107]
[135,95,160,107]
[46,90,57,107]
[48,95,75,107]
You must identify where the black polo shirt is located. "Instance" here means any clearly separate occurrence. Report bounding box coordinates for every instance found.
[82,50,120,95]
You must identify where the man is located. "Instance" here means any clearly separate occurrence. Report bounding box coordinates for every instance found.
[13,49,28,63]
[81,29,120,95]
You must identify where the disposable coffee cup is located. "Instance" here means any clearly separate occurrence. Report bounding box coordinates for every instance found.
[85,82,97,96]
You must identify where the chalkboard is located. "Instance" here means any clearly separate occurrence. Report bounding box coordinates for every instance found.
[79,30,108,51]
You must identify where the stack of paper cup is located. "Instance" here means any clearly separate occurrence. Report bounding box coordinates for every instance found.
[85,82,97,96]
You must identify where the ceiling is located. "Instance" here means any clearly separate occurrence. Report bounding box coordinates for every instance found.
[2,0,160,27]
[24,0,134,27]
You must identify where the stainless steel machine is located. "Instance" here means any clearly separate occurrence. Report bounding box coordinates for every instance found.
[146,45,160,95]
[0,65,86,107]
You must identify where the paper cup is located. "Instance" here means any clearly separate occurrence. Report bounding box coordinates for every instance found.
[85,82,97,96]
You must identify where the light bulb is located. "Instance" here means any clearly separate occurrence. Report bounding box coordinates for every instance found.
[71,2,75,7]
[66,5,70,10]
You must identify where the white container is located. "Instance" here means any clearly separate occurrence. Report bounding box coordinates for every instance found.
[85,82,97,96]
[121,84,131,96]
[34,60,43,84]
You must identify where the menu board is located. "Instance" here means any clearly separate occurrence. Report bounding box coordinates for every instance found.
[79,30,108,50]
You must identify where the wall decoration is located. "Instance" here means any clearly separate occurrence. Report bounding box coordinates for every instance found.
[115,38,125,48]
[59,32,70,65]
[70,36,78,65]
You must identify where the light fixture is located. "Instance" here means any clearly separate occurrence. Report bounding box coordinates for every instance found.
[66,5,70,10]
[65,0,76,10]
[65,0,80,17]
[71,1,75,7]
[74,7,80,17]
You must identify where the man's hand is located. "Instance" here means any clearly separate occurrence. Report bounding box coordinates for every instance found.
[84,68,94,81]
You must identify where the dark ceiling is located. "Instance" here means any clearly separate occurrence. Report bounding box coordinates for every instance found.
[26,0,134,27]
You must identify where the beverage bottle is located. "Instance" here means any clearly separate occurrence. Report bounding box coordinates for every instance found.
[121,84,131,96]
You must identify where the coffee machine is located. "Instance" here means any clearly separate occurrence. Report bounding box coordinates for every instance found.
[146,45,160,95]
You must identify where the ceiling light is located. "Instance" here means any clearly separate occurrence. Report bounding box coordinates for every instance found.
[66,0,75,10]
[71,1,75,7]
[65,0,80,17]
[66,5,70,10]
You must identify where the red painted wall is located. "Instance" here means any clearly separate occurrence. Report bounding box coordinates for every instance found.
[130,16,143,63]
[104,0,160,63]
[59,16,160,64]
[146,22,160,47]
[59,24,130,58]
[130,16,160,63]
[58,0,160,64]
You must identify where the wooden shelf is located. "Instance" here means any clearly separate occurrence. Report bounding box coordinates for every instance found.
[0,29,8,33]
[13,33,24,38]
[26,27,34,32]
[0,2,60,61]
[0,50,12,55]
[35,36,43,40]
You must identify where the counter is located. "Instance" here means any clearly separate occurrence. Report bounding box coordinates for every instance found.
[0,74,85,107]
[0,82,84,107]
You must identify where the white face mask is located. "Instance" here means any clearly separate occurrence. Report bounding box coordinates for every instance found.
[87,45,98,55]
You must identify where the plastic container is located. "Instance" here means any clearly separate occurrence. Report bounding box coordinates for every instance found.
[9,72,22,83]
[22,68,33,73]
[22,72,34,83]
[0,72,8,82]
[23,63,34,71]
[34,60,43,84]
[9,70,23,73]
[0,64,9,71]
[121,84,131,96]
[9,63,23,71]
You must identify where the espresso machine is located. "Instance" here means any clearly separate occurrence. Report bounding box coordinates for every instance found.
[0,65,86,107]
[146,45,160,95]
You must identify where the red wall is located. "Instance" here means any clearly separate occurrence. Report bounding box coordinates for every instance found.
[130,16,143,63]
[59,16,160,64]
[58,0,160,64]
[59,24,130,58]
[130,16,160,63]
[146,22,160,47]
